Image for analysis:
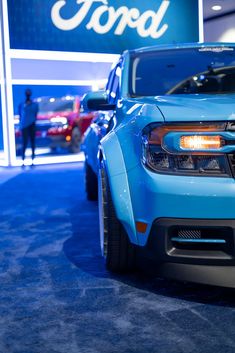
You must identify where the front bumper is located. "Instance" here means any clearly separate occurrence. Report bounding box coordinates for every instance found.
[123,165,235,245]
[142,217,235,287]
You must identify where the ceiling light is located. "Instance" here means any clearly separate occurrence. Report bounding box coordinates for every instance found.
[212,5,222,11]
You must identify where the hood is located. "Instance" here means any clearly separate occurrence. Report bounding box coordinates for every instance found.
[144,94,235,122]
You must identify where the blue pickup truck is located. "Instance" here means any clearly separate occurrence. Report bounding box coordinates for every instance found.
[82,43,235,287]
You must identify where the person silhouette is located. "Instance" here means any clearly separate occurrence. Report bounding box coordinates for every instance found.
[18,89,38,164]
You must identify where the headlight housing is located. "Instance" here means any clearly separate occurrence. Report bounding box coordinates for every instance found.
[142,122,232,177]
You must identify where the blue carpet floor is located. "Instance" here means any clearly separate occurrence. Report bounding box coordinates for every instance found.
[0,163,235,353]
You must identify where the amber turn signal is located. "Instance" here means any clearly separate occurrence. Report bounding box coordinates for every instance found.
[136,221,148,233]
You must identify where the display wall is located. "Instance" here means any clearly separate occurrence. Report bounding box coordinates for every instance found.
[0,0,203,166]
[7,0,202,53]
[0,92,3,155]
[204,13,235,42]
[0,3,8,165]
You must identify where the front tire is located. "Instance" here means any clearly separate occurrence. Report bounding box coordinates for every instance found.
[98,164,135,272]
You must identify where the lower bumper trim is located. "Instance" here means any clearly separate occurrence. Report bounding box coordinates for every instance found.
[158,262,235,288]
[140,217,235,287]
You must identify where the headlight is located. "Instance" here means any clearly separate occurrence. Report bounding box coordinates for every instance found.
[50,116,68,125]
[142,122,231,176]
[180,135,222,150]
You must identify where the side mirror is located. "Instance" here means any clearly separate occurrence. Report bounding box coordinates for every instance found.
[82,91,116,111]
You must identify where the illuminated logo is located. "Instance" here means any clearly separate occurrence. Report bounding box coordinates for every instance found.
[51,0,170,39]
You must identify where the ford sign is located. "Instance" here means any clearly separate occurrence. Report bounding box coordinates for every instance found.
[8,0,200,53]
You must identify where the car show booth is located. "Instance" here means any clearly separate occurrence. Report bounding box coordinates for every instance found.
[0,0,204,166]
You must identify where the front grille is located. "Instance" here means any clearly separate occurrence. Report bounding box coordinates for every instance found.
[178,229,201,239]
[36,120,53,132]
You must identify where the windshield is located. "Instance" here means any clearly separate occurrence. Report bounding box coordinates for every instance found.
[37,98,74,114]
[130,47,235,97]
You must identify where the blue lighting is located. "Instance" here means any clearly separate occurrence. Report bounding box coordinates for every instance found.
[171,237,226,244]
[12,85,91,115]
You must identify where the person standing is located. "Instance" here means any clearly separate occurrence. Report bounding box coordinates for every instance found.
[18,89,38,164]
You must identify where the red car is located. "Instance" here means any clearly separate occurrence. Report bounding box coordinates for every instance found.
[15,96,95,153]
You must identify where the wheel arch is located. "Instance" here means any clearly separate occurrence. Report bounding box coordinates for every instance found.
[99,132,139,245]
